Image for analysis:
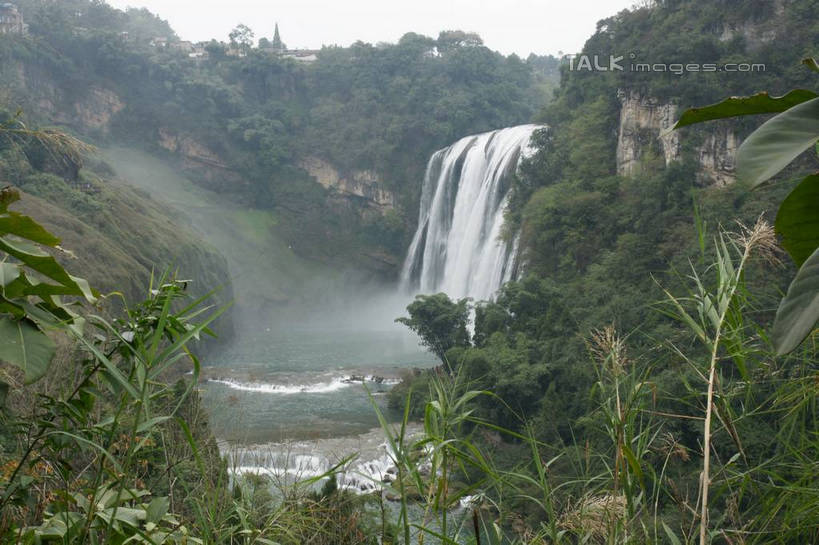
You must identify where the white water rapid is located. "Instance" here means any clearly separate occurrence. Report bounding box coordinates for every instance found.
[400,124,541,301]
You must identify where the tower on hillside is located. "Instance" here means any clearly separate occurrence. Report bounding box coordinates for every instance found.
[272,22,285,51]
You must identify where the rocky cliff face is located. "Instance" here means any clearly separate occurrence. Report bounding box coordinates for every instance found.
[616,89,738,186]
[74,87,124,132]
[9,64,124,135]
[616,90,680,176]
[157,128,247,191]
[717,0,783,51]
[696,124,738,187]
[300,156,396,214]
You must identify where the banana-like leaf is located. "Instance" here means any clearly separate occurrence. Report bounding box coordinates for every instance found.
[0,211,61,246]
[776,174,819,266]
[145,497,170,524]
[0,262,20,287]
[0,317,56,383]
[736,97,819,187]
[671,90,818,130]
[0,236,96,302]
[772,247,819,355]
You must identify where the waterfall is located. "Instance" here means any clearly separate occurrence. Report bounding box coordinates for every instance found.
[400,124,541,301]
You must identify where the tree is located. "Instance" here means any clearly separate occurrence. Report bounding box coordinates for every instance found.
[396,293,471,363]
[205,39,227,60]
[436,30,483,53]
[229,24,255,54]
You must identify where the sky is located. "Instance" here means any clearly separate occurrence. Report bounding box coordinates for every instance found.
[104,0,637,57]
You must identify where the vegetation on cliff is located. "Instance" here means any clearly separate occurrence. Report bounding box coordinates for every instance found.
[0,0,559,269]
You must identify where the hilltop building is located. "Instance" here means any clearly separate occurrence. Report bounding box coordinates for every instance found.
[0,3,26,35]
[150,36,168,48]
[271,22,285,52]
[170,40,195,54]
[281,49,319,63]
[260,24,318,63]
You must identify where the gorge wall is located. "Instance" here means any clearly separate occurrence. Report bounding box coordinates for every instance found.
[299,157,396,215]
[616,90,738,187]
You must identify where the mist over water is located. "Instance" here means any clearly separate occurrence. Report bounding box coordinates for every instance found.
[103,147,436,441]
[104,127,537,480]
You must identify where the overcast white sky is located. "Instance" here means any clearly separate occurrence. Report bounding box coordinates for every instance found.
[104,0,636,57]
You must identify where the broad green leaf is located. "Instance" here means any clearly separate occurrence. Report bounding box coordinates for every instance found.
[146,497,170,524]
[0,236,96,302]
[0,212,61,246]
[0,299,25,319]
[34,519,69,539]
[671,90,818,130]
[776,174,819,266]
[737,97,819,187]
[0,262,20,287]
[772,247,819,355]
[0,317,56,383]
[99,506,146,527]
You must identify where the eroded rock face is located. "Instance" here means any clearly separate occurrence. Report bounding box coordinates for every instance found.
[300,156,395,213]
[159,128,229,168]
[18,68,121,133]
[697,125,738,187]
[158,128,245,190]
[7,65,123,134]
[74,87,124,132]
[616,90,680,177]
[616,90,738,186]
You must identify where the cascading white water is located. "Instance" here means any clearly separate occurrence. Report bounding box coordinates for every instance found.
[400,124,542,301]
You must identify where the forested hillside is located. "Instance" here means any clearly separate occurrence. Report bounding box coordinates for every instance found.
[0,0,558,271]
[393,1,817,540]
[0,0,816,542]
[0,111,234,319]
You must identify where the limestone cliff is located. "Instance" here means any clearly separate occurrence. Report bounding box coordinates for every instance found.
[8,63,124,135]
[73,87,124,132]
[616,90,680,177]
[695,124,738,187]
[157,128,246,191]
[717,0,783,51]
[300,156,396,214]
[616,90,738,186]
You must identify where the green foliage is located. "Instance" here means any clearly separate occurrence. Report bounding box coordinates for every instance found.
[1,268,226,542]
[772,247,819,356]
[735,96,819,188]
[674,68,819,354]
[776,173,819,266]
[391,221,817,544]
[396,293,470,362]
[671,89,819,129]
[229,24,254,53]
[0,187,95,384]
[369,372,503,545]
[26,482,200,544]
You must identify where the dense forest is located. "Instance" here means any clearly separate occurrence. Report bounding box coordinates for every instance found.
[392,0,818,542]
[0,0,559,265]
[0,0,817,543]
